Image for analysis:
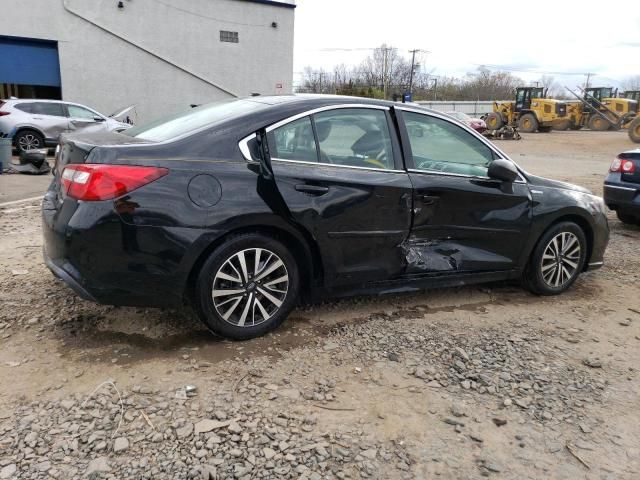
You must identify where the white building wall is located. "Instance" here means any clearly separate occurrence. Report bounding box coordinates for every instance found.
[1,0,295,122]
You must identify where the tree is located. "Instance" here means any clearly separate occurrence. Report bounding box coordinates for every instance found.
[538,75,564,98]
[622,75,640,91]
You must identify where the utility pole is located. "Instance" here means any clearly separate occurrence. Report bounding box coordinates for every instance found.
[432,77,438,101]
[408,49,420,94]
[585,73,592,89]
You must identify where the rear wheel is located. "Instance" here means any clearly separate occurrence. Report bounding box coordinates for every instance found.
[15,129,44,153]
[628,116,640,143]
[485,112,504,130]
[617,211,639,225]
[524,222,587,295]
[518,113,538,133]
[588,115,611,131]
[194,234,300,340]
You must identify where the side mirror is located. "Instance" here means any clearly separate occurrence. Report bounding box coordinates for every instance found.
[488,159,518,182]
[93,116,106,122]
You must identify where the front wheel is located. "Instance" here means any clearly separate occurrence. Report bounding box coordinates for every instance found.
[194,234,299,340]
[518,113,538,133]
[617,211,639,225]
[524,222,587,295]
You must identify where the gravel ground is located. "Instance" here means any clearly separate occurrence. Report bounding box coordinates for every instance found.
[0,130,639,479]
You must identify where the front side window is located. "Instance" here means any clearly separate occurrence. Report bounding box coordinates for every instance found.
[33,102,65,117]
[404,111,494,177]
[313,108,394,170]
[267,116,317,162]
[68,105,98,120]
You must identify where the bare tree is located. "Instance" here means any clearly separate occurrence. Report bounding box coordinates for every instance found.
[622,75,640,91]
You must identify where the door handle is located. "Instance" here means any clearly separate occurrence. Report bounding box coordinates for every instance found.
[419,195,439,205]
[295,184,329,195]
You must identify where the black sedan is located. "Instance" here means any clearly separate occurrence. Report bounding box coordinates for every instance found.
[43,96,609,339]
[604,149,640,225]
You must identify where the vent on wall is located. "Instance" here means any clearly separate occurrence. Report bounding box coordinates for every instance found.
[220,31,239,43]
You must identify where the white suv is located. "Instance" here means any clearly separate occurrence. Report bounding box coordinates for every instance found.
[0,99,133,152]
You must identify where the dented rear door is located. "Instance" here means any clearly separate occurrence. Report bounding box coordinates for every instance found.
[398,109,532,273]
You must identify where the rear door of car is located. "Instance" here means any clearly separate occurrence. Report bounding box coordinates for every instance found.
[262,105,413,286]
[396,107,532,273]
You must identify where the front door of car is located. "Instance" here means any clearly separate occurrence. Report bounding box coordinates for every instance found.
[30,102,69,141]
[265,106,413,286]
[398,109,532,273]
[67,104,107,132]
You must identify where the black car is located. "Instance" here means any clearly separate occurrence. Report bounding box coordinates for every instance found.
[43,95,609,339]
[604,149,640,225]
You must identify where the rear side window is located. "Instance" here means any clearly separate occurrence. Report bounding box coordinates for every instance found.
[33,102,66,117]
[15,103,35,114]
[267,116,317,162]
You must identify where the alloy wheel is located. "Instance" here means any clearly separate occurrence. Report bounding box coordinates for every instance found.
[18,134,41,151]
[540,232,581,288]
[211,248,289,327]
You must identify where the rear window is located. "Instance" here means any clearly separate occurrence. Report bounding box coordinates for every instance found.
[15,103,35,113]
[124,99,267,142]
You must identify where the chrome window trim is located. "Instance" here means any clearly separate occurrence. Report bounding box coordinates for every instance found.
[238,133,258,163]
[272,157,405,174]
[603,184,637,192]
[264,104,390,133]
[397,106,528,183]
[407,168,526,184]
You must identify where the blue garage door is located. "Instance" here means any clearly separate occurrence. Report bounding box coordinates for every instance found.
[0,36,61,87]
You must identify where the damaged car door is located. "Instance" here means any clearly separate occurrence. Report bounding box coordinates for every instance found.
[264,106,413,286]
[398,109,532,273]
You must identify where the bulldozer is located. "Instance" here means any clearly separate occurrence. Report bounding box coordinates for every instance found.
[485,87,569,134]
[564,86,638,131]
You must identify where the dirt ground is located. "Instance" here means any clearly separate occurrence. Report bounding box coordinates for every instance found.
[0,130,639,479]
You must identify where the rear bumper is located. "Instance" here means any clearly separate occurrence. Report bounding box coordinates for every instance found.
[44,250,98,302]
[604,177,640,213]
[41,195,195,308]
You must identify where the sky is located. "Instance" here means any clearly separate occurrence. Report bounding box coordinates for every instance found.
[292,0,640,91]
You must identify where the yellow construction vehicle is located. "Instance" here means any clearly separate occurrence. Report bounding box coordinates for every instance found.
[622,91,640,102]
[485,87,568,133]
[565,87,638,131]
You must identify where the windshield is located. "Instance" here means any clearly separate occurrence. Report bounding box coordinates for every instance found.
[124,99,267,141]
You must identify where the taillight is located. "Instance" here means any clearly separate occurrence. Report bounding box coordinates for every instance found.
[610,157,636,174]
[0,111,10,117]
[61,164,168,201]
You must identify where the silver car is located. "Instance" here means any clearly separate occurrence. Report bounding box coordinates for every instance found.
[0,99,133,152]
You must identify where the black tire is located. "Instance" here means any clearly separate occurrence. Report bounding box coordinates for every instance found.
[617,211,638,225]
[588,115,611,132]
[14,129,44,153]
[524,222,587,296]
[194,233,300,340]
[628,116,640,143]
[518,113,538,133]
[553,120,570,131]
[485,112,504,130]
[538,126,552,133]
[570,124,583,131]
